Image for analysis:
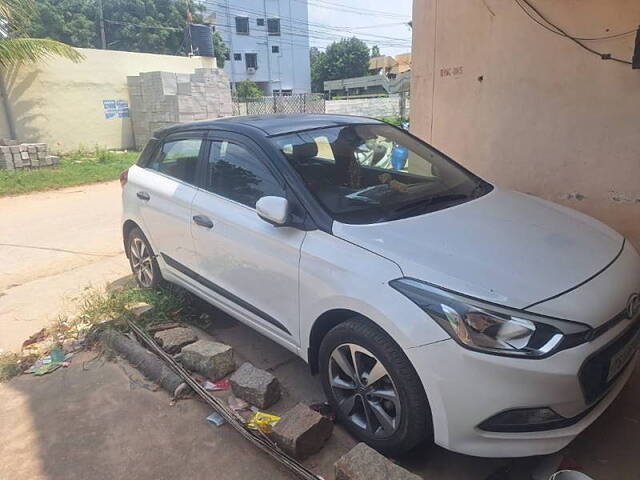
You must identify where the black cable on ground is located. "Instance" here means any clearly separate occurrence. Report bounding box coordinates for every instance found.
[127,320,323,480]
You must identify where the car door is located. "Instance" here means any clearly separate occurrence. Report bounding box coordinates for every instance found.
[133,132,205,272]
[190,132,306,348]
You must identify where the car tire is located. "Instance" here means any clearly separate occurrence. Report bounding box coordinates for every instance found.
[126,226,163,289]
[319,317,432,456]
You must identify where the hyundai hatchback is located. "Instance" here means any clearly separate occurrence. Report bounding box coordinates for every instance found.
[121,114,640,457]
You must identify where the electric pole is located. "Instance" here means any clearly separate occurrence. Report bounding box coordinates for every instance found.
[97,0,106,49]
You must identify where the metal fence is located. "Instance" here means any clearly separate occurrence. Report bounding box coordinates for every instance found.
[232,94,325,116]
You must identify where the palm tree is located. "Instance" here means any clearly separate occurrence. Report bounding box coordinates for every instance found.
[0,0,83,67]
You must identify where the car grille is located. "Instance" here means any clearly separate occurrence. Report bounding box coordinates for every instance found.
[579,317,640,405]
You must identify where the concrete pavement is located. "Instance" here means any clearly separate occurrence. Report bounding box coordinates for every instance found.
[0,181,130,353]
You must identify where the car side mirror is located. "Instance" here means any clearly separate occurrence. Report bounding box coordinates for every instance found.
[256,196,290,226]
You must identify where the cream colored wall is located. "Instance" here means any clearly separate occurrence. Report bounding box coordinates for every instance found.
[0,48,215,152]
[411,0,640,247]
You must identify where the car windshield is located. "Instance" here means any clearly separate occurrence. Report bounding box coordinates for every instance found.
[271,124,492,224]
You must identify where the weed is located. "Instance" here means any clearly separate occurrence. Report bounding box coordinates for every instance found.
[0,353,25,382]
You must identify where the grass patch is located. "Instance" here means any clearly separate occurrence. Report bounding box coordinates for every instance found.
[0,353,24,382]
[0,148,139,197]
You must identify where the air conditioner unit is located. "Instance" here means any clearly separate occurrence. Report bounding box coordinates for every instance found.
[247,67,256,74]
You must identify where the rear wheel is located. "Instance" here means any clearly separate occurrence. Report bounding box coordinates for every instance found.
[126,227,162,288]
[319,318,432,456]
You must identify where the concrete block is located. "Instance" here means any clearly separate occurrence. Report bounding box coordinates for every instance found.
[178,340,234,380]
[334,443,421,480]
[177,82,192,95]
[154,327,198,354]
[49,155,60,165]
[271,403,333,459]
[0,138,18,146]
[229,362,280,409]
[12,153,23,168]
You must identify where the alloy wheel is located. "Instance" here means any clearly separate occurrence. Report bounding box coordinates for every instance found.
[329,343,401,438]
[130,237,154,288]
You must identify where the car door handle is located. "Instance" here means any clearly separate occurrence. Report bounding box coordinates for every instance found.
[136,191,150,201]
[193,215,214,229]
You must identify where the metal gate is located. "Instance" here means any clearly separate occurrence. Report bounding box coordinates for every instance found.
[233,94,325,116]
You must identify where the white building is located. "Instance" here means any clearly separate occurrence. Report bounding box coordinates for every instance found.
[204,0,311,95]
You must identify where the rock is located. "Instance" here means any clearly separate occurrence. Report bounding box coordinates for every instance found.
[334,443,421,480]
[229,362,280,409]
[271,403,333,459]
[153,327,198,354]
[178,340,234,380]
[126,301,153,318]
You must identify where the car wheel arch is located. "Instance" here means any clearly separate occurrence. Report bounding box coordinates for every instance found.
[122,220,140,258]
[307,309,408,375]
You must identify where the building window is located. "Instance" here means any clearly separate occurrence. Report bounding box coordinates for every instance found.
[271,45,279,54]
[245,53,258,70]
[257,18,265,26]
[267,18,280,36]
[233,53,242,61]
[235,16,249,34]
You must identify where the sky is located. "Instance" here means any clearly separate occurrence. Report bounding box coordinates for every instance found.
[306,0,413,56]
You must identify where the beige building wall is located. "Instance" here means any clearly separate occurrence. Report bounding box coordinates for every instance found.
[0,48,215,152]
[410,0,640,247]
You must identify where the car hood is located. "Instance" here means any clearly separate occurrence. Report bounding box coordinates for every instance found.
[333,188,624,312]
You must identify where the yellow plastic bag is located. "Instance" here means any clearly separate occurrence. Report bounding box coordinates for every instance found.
[247,411,281,434]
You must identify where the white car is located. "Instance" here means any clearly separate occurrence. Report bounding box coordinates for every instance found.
[121,114,640,457]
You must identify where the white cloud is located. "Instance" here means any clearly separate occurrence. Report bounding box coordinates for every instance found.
[307,0,413,56]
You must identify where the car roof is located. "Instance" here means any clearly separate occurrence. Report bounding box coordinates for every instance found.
[155,113,384,138]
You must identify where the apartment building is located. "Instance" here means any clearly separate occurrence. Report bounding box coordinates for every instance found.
[204,0,311,95]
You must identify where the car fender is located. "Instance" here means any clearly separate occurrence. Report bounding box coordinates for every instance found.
[299,230,450,356]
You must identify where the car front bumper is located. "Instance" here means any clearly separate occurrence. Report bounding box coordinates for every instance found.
[406,317,639,457]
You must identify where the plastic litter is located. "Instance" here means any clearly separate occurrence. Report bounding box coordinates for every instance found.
[247,411,281,434]
[206,411,227,427]
[228,395,250,411]
[204,378,230,391]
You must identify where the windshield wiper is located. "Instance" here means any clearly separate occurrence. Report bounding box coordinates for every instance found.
[383,194,469,221]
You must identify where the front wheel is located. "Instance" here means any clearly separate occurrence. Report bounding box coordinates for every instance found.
[126,227,162,289]
[319,318,432,456]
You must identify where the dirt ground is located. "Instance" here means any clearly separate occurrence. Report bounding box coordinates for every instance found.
[0,181,130,353]
[1,301,639,480]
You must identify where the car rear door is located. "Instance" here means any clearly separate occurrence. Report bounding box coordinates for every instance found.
[133,132,205,272]
[189,132,306,347]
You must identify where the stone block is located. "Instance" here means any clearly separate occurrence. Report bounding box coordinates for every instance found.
[0,138,18,146]
[154,327,198,354]
[178,340,234,380]
[48,155,60,165]
[271,403,333,459]
[334,443,421,480]
[229,362,280,409]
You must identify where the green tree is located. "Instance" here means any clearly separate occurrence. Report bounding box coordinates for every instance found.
[370,45,380,57]
[212,31,228,68]
[27,0,229,58]
[310,38,370,93]
[0,0,82,67]
[235,80,263,101]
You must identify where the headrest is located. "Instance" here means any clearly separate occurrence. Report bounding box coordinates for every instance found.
[291,142,318,160]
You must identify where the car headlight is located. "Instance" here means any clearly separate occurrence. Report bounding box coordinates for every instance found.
[390,278,591,358]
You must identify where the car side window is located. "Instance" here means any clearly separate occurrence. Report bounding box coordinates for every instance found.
[206,140,284,208]
[148,138,202,185]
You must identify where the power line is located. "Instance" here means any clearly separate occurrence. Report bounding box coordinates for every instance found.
[514,0,633,65]
[304,0,410,20]
[205,0,411,45]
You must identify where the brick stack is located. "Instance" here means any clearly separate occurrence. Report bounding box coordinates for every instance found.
[0,140,59,170]
[127,67,233,149]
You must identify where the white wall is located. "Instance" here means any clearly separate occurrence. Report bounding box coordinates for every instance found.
[204,0,311,94]
[325,96,410,118]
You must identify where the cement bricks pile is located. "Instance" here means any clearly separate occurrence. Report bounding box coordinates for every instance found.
[0,140,59,170]
[128,67,233,149]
